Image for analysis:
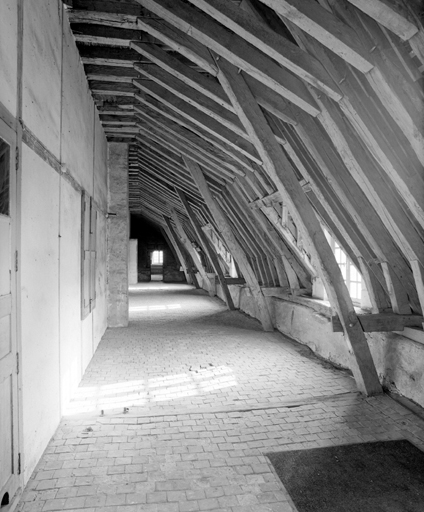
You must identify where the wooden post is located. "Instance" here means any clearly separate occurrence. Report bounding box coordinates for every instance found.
[185,157,274,331]
[216,56,381,395]
[176,188,236,310]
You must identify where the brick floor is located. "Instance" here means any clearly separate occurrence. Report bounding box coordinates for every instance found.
[17,283,424,511]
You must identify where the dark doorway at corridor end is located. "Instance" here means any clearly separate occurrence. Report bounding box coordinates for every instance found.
[130,214,186,283]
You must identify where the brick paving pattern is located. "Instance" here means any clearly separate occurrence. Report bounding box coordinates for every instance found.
[18,283,424,511]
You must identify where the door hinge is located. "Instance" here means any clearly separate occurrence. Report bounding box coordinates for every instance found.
[16,147,19,171]
[18,453,21,475]
[15,250,18,272]
[16,352,19,375]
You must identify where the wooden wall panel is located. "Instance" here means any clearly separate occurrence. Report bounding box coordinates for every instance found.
[20,145,61,480]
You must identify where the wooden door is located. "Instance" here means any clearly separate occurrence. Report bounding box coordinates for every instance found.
[0,121,20,507]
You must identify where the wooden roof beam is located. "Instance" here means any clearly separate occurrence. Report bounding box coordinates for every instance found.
[185,0,345,94]
[135,127,235,183]
[135,136,228,191]
[130,41,299,125]
[74,34,133,47]
[345,0,419,41]
[134,105,247,177]
[133,80,261,163]
[133,64,249,140]
[136,17,219,76]
[134,94,260,172]
[135,0,325,114]
[134,151,212,197]
[67,9,139,29]
[256,0,373,73]
[134,156,205,200]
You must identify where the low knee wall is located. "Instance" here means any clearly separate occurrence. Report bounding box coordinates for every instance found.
[216,284,424,409]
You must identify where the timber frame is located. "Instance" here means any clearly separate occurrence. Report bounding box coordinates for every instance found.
[65,0,424,395]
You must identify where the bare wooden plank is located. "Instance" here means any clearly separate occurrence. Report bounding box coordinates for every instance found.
[68,9,139,29]
[186,157,274,331]
[82,57,136,67]
[74,34,132,46]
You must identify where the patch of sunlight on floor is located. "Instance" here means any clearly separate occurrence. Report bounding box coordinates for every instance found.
[149,374,191,388]
[65,366,238,415]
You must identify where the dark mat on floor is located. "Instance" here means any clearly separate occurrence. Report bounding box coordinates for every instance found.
[267,440,424,512]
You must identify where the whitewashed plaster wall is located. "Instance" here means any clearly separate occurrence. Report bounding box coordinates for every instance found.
[0,0,109,482]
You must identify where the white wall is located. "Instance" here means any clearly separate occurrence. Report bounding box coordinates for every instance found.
[21,147,61,478]
[0,0,109,482]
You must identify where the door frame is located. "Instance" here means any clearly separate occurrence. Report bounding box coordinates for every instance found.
[0,112,23,510]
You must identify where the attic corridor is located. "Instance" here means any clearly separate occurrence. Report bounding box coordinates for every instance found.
[17,284,424,512]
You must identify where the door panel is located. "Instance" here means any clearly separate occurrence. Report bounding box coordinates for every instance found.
[0,125,19,505]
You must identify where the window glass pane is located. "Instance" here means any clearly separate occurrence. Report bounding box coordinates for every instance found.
[350,282,361,301]
[152,251,163,264]
[350,264,361,281]
[0,139,10,216]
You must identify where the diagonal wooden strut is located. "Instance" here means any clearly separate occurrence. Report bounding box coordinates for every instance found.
[185,157,274,331]
[215,56,381,396]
